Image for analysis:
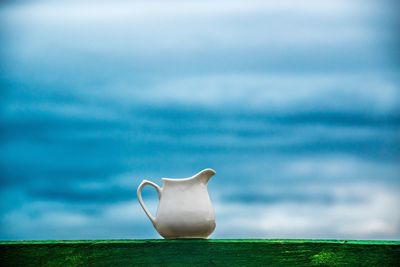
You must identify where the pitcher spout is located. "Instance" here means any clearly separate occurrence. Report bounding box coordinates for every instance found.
[193,168,216,184]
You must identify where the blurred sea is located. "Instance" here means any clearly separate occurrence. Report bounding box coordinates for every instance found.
[0,0,399,239]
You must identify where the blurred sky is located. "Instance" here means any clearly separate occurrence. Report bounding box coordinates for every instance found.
[0,0,399,240]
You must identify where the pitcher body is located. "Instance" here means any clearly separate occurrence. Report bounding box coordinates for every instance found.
[137,169,216,239]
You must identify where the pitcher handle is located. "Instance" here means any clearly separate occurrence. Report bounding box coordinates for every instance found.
[137,180,161,226]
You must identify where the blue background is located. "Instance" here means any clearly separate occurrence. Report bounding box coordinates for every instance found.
[1,0,399,239]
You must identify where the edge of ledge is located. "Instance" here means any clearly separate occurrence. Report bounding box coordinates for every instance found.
[1,239,399,245]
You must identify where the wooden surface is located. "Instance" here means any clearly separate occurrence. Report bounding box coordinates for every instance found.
[1,239,399,266]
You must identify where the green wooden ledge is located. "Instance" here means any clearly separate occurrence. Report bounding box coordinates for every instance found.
[1,239,399,266]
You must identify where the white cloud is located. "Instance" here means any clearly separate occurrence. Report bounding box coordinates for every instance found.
[1,200,159,239]
[129,73,399,113]
[284,156,399,180]
[3,0,369,22]
[1,0,387,55]
[213,183,400,239]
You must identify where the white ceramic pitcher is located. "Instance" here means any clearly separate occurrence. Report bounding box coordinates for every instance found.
[137,168,216,239]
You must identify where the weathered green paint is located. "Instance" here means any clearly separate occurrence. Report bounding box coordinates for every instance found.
[1,239,399,266]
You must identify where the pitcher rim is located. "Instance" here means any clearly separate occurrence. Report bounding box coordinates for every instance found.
[161,168,216,182]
